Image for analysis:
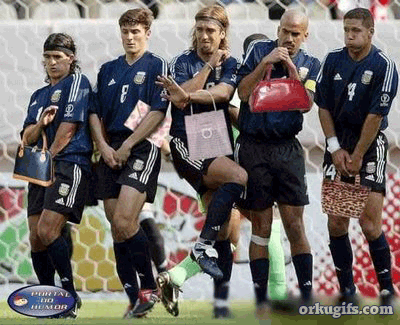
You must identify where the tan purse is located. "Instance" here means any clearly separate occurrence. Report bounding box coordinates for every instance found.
[321,173,371,218]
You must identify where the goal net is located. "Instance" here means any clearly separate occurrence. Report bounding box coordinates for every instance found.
[0,0,399,301]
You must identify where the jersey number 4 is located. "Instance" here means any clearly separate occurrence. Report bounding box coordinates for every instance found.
[347,83,356,101]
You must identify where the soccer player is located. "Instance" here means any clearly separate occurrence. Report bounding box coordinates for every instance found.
[21,33,93,318]
[236,10,320,316]
[315,8,398,306]
[156,4,247,318]
[89,9,168,318]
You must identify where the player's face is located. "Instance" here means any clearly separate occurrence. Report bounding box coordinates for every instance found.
[277,20,308,56]
[195,20,225,56]
[43,50,73,84]
[344,19,373,53]
[120,23,150,58]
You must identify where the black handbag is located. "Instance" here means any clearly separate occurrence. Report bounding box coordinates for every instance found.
[13,131,54,187]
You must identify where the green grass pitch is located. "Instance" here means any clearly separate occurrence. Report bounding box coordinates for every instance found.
[0,300,399,325]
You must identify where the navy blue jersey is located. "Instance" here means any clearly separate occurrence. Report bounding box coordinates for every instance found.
[315,46,398,152]
[238,40,321,140]
[92,52,168,141]
[169,50,238,140]
[23,73,93,169]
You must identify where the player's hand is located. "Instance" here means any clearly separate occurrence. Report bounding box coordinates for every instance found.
[114,142,131,167]
[262,47,290,65]
[208,49,229,69]
[156,75,190,109]
[346,152,363,176]
[332,149,352,176]
[39,105,58,127]
[282,57,300,81]
[99,144,119,169]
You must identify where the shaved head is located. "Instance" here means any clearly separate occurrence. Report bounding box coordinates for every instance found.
[280,9,309,32]
[277,10,309,56]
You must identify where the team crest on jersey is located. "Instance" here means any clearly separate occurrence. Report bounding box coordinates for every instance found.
[58,183,70,196]
[366,162,376,174]
[361,70,373,85]
[133,159,144,171]
[51,90,62,103]
[134,72,146,84]
[298,67,309,81]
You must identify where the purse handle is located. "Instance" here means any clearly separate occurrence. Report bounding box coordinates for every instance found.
[189,89,217,115]
[264,62,298,81]
[19,130,48,157]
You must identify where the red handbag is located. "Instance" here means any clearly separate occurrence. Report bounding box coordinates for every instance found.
[249,64,311,113]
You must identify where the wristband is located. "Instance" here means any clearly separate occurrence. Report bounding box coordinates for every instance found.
[327,136,341,153]
[205,62,214,71]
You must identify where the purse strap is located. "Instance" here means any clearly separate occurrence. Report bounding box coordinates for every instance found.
[41,130,48,152]
[263,62,298,81]
[189,89,217,115]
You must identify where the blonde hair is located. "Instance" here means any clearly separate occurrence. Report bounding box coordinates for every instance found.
[191,5,229,51]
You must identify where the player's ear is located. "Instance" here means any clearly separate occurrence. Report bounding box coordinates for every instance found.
[146,29,151,39]
[68,54,75,64]
[277,25,280,37]
[369,27,374,37]
[220,29,226,40]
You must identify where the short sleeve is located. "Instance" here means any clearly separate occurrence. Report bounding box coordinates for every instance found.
[219,57,238,87]
[304,57,321,93]
[170,55,190,85]
[368,55,398,116]
[149,57,169,113]
[315,54,334,111]
[22,91,40,130]
[62,74,92,123]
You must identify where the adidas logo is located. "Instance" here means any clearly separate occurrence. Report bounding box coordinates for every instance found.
[365,174,375,181]
[211,225,221,231]
[55,198,65,205]
[30,100,37,106]
[124,283,132,289]
[303,281,312,287]
[334,73,342,81]
[128,172,138,180]
[108,78,116,86]
[378,269,389,275]
[61,277,69,282]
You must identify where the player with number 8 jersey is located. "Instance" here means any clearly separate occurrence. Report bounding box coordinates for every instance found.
[89,8,169,319]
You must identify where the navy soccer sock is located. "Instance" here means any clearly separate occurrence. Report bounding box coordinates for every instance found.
[47,236,77,298]
[114,241,140,305]
[250,258,269,305]
[31,250,55,286]
[292,253,313,301]
[213,240,233,302]
[200,183,244,241]
[368,232,394,293]
[329,234,356,294]
[140,218,167,273]
[125,227,157,290]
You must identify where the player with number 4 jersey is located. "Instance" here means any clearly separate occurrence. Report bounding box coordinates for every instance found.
[316,8,398,308]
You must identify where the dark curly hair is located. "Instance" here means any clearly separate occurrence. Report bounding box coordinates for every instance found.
[43,33,80,83]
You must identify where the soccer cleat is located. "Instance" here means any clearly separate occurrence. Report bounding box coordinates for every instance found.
[255,301,270,320]
[58,294,82,319]
[191,242,223,280]
[213,306,233,319]
[124,289,159,319]
[336,289,359,307]
[380,289,396,309]
[157,272,180,317]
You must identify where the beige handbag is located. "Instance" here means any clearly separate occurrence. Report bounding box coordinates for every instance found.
[321,173,371,218]
[184,90,233,160]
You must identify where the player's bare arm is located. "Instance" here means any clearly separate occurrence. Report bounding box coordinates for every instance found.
[49,122,78,157]
[89,113,118,169]
[238,47,289,102]
[22,105,58,145]
[114,110,165,165]
[180,49,229,93]
[228,104,239,128]
[347,113,383,175]
[319,107,352,176]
